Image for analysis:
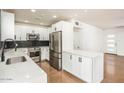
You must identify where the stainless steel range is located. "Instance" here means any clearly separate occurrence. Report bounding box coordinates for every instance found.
[26,31,41,62]
[28,47,41,62]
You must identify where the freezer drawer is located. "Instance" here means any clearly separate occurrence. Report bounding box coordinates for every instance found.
[50,50,62,58]
[50,56,62,70]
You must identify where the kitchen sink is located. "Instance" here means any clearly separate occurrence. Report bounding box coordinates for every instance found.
[6,56,27,65]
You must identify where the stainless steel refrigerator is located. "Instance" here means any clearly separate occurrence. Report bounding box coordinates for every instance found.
[49,31,62,70]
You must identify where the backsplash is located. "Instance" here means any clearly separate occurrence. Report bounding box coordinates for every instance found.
[0,40,49,49]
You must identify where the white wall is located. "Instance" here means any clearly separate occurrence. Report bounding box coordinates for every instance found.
[104,27,124,56]
[73,23,104,52]
[73,28,82,49]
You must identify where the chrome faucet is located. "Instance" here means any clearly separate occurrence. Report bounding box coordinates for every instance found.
[1,38,17,62]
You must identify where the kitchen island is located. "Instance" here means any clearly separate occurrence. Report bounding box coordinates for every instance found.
[62,49,104,83]
[0,50,47,83]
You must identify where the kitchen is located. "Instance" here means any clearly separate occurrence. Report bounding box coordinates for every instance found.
[0,9,124,83]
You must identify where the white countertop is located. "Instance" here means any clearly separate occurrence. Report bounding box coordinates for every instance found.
[63,49,103,58]
[0,50,47,83]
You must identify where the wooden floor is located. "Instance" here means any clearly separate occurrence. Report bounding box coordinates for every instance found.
[37,54,124,83]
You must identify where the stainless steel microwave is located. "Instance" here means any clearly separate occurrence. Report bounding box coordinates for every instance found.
[26,33,40,40]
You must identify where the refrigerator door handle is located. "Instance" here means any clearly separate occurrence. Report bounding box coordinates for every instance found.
[52,35,54,50]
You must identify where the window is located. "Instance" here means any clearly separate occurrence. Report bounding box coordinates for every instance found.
[107,34,115,38]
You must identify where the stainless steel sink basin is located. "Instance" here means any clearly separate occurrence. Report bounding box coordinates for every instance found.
[6,56,27,65]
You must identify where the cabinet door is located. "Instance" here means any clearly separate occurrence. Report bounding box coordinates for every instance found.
[72,55,83,79]
[41,47,49,61]
[62,22,73,51]
[45,29,50,40]
[51,24,56,32]
[1,11,15,41]
[81,57,92,82]
[40,29,45,40]
[52,22,63,32]
[44,29,49,40]
[45,47,49,60]
[55,23,63,31]
[62,52,73,73]
[15,25,22,41]
[41,47,45,60]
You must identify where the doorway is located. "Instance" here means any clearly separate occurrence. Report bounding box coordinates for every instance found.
[106,34,117,54]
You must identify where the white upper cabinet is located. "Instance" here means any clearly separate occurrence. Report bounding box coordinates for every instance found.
[52,22,63,32]
[1,10,15,41]
[15,24,50,41]
[62,21,73,51]
[52,21,73,51]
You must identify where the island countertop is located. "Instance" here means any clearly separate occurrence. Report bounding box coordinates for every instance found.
[0,50,47,83]
[63,49,103,58]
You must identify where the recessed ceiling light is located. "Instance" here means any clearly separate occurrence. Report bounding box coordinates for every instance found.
[40,23,43,25]
[84,9,87,13]
[53,15,57,18]
[73,14,78,17]
[71,14,78,18]
[74,14,78,17]
[31,9,36,13]
[24,20,29,23]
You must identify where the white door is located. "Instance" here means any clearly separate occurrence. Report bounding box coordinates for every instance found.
[106,34,117,54]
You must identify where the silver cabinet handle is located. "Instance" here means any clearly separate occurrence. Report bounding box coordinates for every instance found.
[70,55,72,60]
[78,57,82,62]
[55,27,56,31]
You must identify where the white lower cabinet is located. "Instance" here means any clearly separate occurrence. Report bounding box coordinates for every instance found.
[62,52,73,73]
[71,55,92,82]
[81,57,92,82]
[62,52,103,83]
[41,47,49,61]
[72,55,82,79]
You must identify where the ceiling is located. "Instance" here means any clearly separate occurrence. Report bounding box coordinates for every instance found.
[4,9,124,29]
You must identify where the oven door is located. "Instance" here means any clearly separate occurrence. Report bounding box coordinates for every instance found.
[29,51,41,62]
[30,51,40,57]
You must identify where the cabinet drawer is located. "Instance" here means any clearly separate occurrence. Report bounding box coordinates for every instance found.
[56,25,62,31]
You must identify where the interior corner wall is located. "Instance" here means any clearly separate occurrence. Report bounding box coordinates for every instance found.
[73,23,104,52]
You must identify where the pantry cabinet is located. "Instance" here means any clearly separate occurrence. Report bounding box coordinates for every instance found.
[0,10,15,41]
[51,21,73,51]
